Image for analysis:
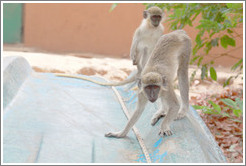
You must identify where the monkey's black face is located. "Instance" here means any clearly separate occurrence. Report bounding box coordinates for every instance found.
[151,15,162,27]
[144,85,160,103]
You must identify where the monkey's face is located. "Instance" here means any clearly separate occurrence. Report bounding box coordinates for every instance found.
[144,85,160,102]
[150,15,162,27]
[139,72,167,103]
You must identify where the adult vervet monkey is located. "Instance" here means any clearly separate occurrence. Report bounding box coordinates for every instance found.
[56,6,164,87]
[105,30,191,138]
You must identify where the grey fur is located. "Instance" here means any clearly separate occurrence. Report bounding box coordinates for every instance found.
[105,30,191,138]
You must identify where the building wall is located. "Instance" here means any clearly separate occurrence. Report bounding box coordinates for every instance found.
[22,3,243,66]
[23,3,145,57]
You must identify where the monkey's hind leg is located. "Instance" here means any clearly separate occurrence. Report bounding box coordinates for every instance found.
[105,92,147,138]
[151,98,169,126]
[175,45,191,120]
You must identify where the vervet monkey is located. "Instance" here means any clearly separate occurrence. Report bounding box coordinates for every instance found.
[130,6,164,70]
[105,30,191,138]
[56,6,164,87]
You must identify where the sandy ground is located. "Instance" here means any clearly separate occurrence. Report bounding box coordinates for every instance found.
[2,50,243,100]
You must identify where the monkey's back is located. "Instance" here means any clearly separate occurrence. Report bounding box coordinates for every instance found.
[142,30,191,80]
[151,30,191,61]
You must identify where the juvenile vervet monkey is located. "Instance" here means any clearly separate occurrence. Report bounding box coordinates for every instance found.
[130,6,164,70]
[56,6,164,87]
[105,30,191,138]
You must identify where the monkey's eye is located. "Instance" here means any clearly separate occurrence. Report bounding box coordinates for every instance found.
[152,15,161,20]
[145,85,159,89]
[145,86,151,90]
[153,85,159,89]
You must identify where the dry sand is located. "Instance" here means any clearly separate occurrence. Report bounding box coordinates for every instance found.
[2,50,243,100]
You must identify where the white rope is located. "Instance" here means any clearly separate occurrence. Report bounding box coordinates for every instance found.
[111,87,151,163]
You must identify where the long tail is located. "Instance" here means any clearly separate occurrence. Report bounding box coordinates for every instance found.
[55,73,136,86]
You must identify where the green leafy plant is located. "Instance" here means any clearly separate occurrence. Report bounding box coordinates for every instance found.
[110,3,243,85]
[221,98,243,117]
[109,3,118,12]
[143,3,243,85]
[193,100,230,117]
[193,97,243,119]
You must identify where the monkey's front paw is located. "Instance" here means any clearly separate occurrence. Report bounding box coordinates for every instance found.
[158,129,173,137]
[151,112,166,126]
[175,107,188,120]
[175,111,186,120]
[105,131,126,138]
[132,59,137,65]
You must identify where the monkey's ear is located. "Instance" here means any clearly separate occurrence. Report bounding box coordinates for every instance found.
[162,76,168,90]
[143,10,148,19]
[137,78,142,88]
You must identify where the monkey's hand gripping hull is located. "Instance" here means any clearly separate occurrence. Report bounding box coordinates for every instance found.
[3,56,226,163]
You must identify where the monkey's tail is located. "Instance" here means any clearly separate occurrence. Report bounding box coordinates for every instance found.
[55,73,136,86]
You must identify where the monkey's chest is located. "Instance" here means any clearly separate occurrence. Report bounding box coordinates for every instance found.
[138,34,159,51]
[138,36,158,52]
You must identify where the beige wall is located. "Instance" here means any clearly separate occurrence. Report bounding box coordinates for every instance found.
[23,3,243,66]
[24,3,145,57]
